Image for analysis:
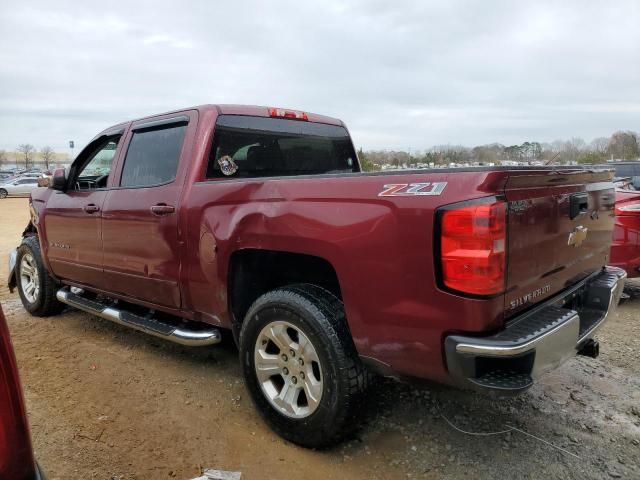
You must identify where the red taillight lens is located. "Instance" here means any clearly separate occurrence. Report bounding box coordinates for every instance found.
[440,200,506,296]
[0,306,36,480]
[268,107,309,121]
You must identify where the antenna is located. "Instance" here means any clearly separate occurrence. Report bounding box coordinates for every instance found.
[544,151,561,166]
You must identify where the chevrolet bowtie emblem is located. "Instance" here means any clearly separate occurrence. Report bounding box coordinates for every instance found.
[568,226,588,247]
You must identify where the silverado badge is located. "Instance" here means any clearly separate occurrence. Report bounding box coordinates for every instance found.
[568,226,588,247]
[509,284,551,310]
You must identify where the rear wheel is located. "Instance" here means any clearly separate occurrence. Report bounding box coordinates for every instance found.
[0,189,7,199]
[239,284,370,448]
[16,236,64,316]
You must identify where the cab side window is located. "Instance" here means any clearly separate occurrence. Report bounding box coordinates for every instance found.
[119,124,187,188]
[74,138,120,190]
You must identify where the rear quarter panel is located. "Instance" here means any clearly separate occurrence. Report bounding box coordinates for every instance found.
[183,170,509,382]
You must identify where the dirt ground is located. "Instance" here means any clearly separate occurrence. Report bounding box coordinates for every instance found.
[1,197,639,479]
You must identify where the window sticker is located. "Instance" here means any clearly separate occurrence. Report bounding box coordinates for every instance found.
[218,155,238,176]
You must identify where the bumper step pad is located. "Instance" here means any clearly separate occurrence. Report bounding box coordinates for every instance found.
[470,370,533,391]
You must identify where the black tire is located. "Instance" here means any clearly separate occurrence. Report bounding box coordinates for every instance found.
[239,284,370,448]
[0,189,7,199]
[16,236,65,317]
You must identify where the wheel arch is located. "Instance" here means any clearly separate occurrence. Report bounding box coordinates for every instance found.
[8,221,39,293]
[227,249,343,341]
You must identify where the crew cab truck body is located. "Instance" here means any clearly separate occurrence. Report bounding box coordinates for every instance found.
[7,105,625,447]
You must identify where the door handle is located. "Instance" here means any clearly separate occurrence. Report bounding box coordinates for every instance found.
[83,204,100,214]
[150,204,176,216]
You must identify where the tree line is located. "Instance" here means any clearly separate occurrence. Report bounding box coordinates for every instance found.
[3,130,639,173]
[0,144,61,170]
[359,130,640,171]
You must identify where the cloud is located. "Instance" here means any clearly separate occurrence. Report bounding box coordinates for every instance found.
[141,34,195,50]
[0,0,638,152]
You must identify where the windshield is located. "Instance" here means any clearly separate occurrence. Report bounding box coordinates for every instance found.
[206,115,358,178]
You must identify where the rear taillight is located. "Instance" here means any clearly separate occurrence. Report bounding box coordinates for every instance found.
[268,107,309,121]
[0,306,36,480]
[439,199,507,296]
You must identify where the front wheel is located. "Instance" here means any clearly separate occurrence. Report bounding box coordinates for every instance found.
[0,189,7,199]
[16,236,64,316]
[239,284,370,448]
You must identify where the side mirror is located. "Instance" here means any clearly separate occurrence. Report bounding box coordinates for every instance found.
[50,168,67,191]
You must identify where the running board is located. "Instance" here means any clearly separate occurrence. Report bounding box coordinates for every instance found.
[56,288,221,347]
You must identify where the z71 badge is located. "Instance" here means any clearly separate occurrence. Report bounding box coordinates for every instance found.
[378,182,447,197]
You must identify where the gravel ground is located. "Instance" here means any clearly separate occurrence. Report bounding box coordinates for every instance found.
[1,197,638,479]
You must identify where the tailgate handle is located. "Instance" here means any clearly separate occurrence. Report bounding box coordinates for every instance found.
[570,193,588,220]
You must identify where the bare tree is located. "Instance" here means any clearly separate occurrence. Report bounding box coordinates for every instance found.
[608,131,639,160]
[17,144,35,169]
[590,137,609,155]
[0,149,7,165]
[564,137,586,162]
[41,146,55,170]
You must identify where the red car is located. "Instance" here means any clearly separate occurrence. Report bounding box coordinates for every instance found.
[7,105,625,447]
[611,188,640,278]
[0,302,44,479]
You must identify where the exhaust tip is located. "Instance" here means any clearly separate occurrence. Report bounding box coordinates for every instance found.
[577,339,599,358]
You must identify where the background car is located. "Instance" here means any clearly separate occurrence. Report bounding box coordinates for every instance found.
[0,177,41,198]
[595,162,640,190]
[0,302,44,479]
[610,187,640,278]
[0,168,22,180]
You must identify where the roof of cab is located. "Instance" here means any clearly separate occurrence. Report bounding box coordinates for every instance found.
[95,104,344,139]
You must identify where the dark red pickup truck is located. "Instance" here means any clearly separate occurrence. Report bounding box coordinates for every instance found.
[7,105,626,447]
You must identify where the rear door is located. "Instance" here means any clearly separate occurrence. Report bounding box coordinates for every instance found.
[101,111,197,308]
[504,169,615,317]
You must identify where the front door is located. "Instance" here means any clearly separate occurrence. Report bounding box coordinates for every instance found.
[101,113,194,309]
[43,135,123,287]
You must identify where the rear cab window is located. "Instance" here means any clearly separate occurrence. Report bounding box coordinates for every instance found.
[206,115,358,179]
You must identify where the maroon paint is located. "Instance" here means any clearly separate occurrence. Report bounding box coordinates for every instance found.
[28,105,616,384]
[0,303,38,480]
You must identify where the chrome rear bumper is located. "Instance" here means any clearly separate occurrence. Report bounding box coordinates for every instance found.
[445,266,627,392]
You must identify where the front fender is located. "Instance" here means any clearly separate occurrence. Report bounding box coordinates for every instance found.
[8,219,38,293]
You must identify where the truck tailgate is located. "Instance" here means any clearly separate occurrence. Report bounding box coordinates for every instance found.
[504,169,615,318]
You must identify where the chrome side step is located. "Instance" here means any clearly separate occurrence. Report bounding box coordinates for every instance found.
[56,288,221,347]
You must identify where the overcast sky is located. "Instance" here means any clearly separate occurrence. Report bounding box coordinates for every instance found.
[1,0,639,153]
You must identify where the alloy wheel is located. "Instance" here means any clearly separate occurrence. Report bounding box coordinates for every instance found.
[20,253,40,303]
[254,320,323,419]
